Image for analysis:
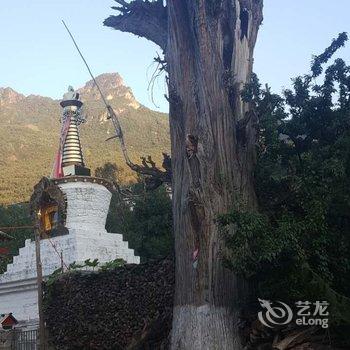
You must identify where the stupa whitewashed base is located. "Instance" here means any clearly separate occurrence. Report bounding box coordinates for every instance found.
[0,181,139,323]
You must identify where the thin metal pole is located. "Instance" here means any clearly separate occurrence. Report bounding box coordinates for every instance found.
[61,20,109,108]
[61,251,64,272]
[0,225,34,230]
[34,221,46,350]
[61,20,133,168]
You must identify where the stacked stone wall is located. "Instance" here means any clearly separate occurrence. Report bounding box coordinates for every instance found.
[44,259,174,350]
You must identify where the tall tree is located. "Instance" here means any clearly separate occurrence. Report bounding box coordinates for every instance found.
[105,1,263,348]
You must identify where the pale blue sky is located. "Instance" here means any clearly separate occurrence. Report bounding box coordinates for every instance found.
[0,1,349,112]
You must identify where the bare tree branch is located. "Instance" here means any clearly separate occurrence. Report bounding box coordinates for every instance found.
[104,1,170,189]
[106,105,171,190]
[104,0,168,50]
[129,153,172,190]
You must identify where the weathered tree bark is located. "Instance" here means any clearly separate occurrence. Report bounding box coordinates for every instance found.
[105,1,263,348]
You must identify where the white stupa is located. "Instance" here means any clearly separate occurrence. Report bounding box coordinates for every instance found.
[0,87,139,325]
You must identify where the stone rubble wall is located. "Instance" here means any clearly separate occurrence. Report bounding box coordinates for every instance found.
[44,259,174,350]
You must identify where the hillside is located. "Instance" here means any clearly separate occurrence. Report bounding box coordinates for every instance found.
[0,73,170,204]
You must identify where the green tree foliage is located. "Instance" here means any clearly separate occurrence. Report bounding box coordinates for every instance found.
[96,163,173,262]
[219,33,350,308]
[95,162,120,183]
[0,203,32,274]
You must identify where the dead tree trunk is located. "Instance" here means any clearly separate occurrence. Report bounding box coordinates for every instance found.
[105,1,263,348]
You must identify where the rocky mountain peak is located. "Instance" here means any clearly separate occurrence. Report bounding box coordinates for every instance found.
[82,73,125,91]
[77,73,139,109]
[0,87,25,106]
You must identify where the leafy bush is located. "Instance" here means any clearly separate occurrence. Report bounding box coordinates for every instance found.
[220,33,350,308]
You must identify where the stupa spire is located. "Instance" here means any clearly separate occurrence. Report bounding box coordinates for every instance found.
[52,86,90,178]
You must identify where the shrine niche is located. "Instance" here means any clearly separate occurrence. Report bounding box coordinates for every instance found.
[29,177,68,238]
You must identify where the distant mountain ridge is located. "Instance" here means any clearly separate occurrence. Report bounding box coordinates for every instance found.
[0,73,170,205]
